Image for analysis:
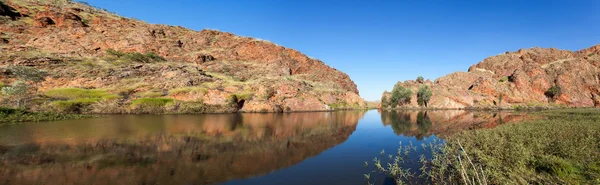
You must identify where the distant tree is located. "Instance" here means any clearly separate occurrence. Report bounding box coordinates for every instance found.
[417,85,432,107]
[390,84,412,108]
[416,76,425,83]
[381,96,389,108]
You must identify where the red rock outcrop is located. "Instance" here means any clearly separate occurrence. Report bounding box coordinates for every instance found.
[382,45,600,109]
[0,0,366,112]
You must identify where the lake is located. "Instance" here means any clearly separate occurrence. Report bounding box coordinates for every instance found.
[0,110,531,185]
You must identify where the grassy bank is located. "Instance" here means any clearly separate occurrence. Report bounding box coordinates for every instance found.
[369,109,600,184]
[0,107,94,124]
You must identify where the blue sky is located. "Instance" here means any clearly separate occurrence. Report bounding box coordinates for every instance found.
[84,0,599,101]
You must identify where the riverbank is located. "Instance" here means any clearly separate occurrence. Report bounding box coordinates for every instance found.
[0,107,94,125]
[370,108,600,184]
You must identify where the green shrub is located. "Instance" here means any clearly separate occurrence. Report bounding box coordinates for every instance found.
[177,101,206,114]
[45,88,119,100]
[416,76,424,83]
[417,85,432,107]
[130,98,174,114]
[0,107,93,124]
[105,49,166,63]
[499,76,509,82]
[389,84,412,108]
[545,85,562,101]
[50,98,100,113]
[136,91,163,98]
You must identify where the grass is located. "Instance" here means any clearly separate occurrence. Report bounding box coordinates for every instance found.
[367,109,600,184]
[0,107,94,124]
[50,98,100,113]
[130,98,174,114]
[45,88,119,100]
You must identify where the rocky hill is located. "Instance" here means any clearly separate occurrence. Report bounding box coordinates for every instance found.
[0,0,365,113]
[381,45,600,109]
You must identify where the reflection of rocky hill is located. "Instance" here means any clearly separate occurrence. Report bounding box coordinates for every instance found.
[0,111,365,185]
[380,110,533,139]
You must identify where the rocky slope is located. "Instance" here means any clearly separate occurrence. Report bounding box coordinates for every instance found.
[381,45,600,109]
[0,0,365,113]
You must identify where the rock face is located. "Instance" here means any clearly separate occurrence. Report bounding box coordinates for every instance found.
[0,0,366,113]
[382,45,600,109]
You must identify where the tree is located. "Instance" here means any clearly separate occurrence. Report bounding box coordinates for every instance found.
[416,76,425,83]
[417,85,432,107]
[390,84,412,108]
[381,95,389,108]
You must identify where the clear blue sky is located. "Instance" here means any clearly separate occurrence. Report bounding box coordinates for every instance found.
[84,0,599,101]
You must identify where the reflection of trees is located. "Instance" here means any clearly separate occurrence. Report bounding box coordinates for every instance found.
[381,111,433,140]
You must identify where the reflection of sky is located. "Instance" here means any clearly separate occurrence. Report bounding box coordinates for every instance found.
[223,110,438,185]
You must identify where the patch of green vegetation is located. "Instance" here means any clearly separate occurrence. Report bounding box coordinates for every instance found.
[389,83,412,108]
[104,49,166,63]
[367,109,600,184]
[545,85,562,99]
[45,88,120,100]
[589,53,596,57]
[50,98,100,113]
[499,76,509,82]
[0,107,94,124]
[130,98,174,114]
[136,91,163,98]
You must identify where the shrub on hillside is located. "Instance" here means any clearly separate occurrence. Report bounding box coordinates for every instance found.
[45,88,119,100]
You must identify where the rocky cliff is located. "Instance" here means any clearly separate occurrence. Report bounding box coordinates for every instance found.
[0,0,366,113]
[381,45,600,109]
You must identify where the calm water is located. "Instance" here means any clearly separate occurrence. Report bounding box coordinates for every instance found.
[0,110,530,185]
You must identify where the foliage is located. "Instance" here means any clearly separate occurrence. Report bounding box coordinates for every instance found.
[545,85,562,99]
[498,94,503,105]
[416,76,425,83]
[45,88,119,100]
[0,107,94,124]
[50,98,100,113]
[380,96,389,108]
[417,85,432,107]
[130,98,174,114]
[367,109,600,184]
[136,91,164,98]
[1,81,29,96]
[389,84,412,108]
[105,49,166,63]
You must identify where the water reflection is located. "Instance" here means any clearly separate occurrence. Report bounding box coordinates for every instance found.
[0,111,366,185]
[380,110,533,139]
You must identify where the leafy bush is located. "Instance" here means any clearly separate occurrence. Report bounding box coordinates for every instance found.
[545,85,562,101]
[417,85,432,107]
[105,49,165,63]
[416,76,424,83]
[389,84,412,108]
[499,76,509,82]
[45,88,119,100]
[50,98,100,113]
[130,98,174,114]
